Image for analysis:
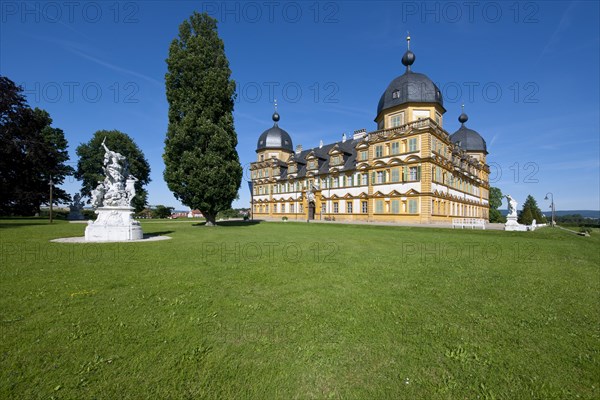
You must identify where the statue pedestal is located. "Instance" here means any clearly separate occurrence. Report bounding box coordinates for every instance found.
[85,207,143,242]
[505,215,527,231]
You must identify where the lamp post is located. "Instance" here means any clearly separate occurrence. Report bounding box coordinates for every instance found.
[544,192,555,227]
[48,176,54,224]
[248,180,253,221]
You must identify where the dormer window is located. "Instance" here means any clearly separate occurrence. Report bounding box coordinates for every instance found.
[331,155,343,166]
[392,89,400,99]
[308,160,317,170]
[289,164,297,173]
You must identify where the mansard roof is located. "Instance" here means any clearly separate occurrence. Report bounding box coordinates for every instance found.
[281,138,360,180]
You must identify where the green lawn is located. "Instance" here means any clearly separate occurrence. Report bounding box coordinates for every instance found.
[1,219,598,399]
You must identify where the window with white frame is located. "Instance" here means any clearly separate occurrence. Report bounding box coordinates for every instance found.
[390,112,404,128]
[409,166,419,181]
[408,138,418,152]
[391,200,400,214]
[409,199,418,214]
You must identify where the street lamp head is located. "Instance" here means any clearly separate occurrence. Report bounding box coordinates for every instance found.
[544,195,548,200]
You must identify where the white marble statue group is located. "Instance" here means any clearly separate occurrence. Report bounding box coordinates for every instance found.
[85,139,143,241]
[91,139,137,209]
[504,194,539,231]
[506,194,518,218]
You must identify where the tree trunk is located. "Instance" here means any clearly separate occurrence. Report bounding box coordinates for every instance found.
[204,213,217,226]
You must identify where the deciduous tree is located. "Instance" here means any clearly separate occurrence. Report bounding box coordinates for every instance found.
[488,186,505,223]
[152,205,174,219]
[75,130,150,212]
[0,76,73,215]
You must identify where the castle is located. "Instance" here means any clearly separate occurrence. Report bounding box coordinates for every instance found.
[250,37,489,224]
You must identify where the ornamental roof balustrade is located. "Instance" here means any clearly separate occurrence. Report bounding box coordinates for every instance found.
[368,118,438,143]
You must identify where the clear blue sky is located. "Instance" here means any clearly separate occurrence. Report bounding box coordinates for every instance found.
[1,1,598,211]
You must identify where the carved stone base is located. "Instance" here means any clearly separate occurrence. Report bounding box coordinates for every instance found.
[85,207,143,242]
[505,216,527,231]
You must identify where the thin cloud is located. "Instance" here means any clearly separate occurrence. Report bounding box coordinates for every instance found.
[24,34,163,87]
[538,1,579,60]
[542,159,600,172]
[69,49,162,87]
[235,112,268,125]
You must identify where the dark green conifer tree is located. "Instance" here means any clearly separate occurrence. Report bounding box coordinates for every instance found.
[518,194,546,225]
[163,12,242,226]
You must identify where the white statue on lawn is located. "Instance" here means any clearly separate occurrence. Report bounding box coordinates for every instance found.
[91,138,137,209]
[504,194,527,231]
[506,194,518,218]
[85,138,143,241]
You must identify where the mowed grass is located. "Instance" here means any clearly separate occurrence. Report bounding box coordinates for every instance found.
[0,219,598,399]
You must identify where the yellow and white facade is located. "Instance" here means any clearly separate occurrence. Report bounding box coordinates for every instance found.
[250,38,490,224]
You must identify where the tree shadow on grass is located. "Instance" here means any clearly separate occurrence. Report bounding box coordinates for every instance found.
[192,220,262,227]
[144,231,174,237]
[0,218,55,229]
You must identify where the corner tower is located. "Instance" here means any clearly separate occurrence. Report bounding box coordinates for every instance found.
[450,106,488,163]
[375,35,446,130]
[256,102,293,162]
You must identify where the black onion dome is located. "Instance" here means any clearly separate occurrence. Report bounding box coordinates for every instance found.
[401,50,415,67]
[376,48,444,117]
[256,112,293,152]
[450,113,487,154]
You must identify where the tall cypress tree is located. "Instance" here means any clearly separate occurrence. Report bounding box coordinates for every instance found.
[163,12,242,226]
